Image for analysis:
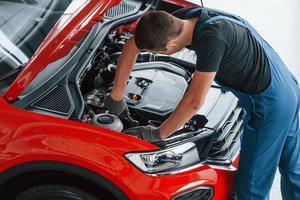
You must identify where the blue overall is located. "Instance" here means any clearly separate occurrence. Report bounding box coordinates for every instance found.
[195,8,300,200]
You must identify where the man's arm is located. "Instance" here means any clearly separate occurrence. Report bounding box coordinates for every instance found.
[110,36,140,101]
[159,71,216,139]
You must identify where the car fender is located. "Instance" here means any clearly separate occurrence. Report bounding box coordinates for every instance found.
[0,98,157,197]
[0,124,143,196]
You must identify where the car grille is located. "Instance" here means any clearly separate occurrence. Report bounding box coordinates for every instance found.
[172,187,213,200]
[208,105,243,162]
[105,1,140,19]
[31,85,73,116]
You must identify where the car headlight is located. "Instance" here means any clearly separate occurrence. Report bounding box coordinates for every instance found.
[125,142,201,175]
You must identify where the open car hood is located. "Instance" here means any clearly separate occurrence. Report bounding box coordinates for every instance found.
[4,0,120,102]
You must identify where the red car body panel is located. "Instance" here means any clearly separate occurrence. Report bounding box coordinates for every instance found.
[0,96,154,196]
[127,165,237,200]
[0,95,237,199]
[0,0,239,199]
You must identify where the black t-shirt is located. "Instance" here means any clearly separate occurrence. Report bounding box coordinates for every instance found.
[173,7,271,94]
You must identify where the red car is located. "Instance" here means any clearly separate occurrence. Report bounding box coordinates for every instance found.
[0,0,242,199]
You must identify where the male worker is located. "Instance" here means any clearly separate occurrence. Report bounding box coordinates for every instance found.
[104,7,300,200]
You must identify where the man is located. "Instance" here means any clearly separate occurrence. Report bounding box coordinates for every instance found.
[104,7,300,200]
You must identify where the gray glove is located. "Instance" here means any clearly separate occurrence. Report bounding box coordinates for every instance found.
[124,125,162,142]
[104,94,129,116]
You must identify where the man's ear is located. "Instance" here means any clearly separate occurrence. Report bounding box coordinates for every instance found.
[165,39,182,54]
[166,39,177,50]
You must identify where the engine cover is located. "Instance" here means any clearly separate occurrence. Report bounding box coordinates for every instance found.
[125,62,188,120]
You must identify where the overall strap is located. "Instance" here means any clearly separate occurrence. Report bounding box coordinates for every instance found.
[196,14,246,34]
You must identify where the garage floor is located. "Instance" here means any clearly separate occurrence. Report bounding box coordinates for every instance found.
[189,0,300,199]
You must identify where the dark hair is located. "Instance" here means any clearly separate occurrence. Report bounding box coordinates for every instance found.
[134,11,183,51]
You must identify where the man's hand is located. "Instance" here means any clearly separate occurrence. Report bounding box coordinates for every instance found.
[104,94,129,116]
[124,125,162,142]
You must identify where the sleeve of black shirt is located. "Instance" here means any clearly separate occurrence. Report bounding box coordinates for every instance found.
[194,36,227,72]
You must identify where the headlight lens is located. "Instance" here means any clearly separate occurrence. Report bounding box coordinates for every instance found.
[125,142,201,174]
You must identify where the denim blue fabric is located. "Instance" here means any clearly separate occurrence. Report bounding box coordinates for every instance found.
[195,8,300,200]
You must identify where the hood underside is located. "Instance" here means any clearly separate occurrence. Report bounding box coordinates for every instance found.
[4,0,120,102]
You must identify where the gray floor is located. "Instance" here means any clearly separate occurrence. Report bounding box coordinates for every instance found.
[189,0,300,199]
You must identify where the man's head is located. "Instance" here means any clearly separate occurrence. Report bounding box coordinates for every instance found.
[134,10,184,54]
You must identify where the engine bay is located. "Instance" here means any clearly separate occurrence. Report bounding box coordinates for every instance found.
[79,29,210,137]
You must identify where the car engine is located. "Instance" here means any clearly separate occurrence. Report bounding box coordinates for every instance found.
[79,29,209,134]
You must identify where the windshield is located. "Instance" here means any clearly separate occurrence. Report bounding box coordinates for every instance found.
[0,0,72,93]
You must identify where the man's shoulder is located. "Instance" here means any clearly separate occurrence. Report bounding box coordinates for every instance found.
[191,20,232,51]
[195,20,232,40]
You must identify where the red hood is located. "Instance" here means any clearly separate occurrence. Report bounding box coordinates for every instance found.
[4,0,120,102]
